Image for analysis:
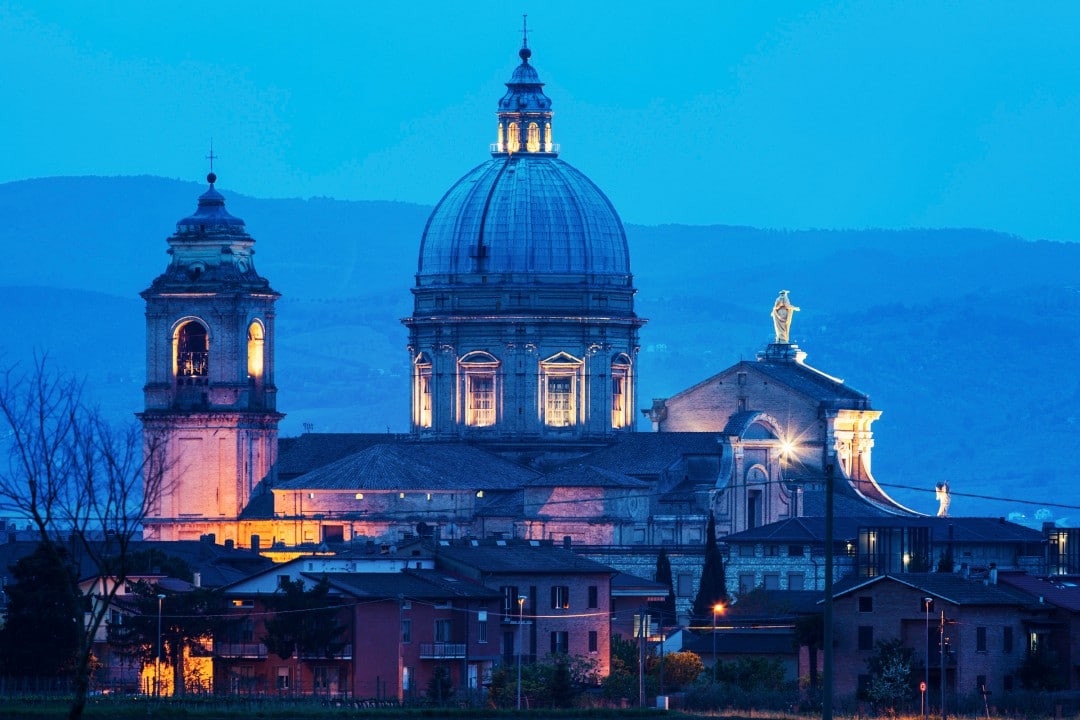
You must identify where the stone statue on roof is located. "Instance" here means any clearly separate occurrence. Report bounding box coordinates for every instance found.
[935,481,951,517]
[771,290,800,344]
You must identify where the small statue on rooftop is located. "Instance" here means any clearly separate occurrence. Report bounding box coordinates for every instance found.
[771,290,800,344]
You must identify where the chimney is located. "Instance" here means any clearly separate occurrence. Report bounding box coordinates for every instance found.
[563,535,572,550]
[250,534,261,552]
[988,563,998,585]
[224,539,234,550]
[193,572,201,588]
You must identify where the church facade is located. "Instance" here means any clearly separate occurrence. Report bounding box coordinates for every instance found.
[139,41,917,587]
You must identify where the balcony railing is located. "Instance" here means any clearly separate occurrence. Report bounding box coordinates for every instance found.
[214,642,267,659]
[419,642,466,659]
[301,644,353,660]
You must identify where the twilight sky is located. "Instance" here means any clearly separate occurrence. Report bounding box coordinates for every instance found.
[3,1,1080,240]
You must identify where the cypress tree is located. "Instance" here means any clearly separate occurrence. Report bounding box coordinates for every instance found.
[691,513,728,624]
[652,548,677,626]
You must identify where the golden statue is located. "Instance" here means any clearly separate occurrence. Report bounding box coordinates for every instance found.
[771,290,800,343]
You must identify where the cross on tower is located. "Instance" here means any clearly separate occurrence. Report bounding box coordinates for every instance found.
[206,141,217,175]
[522,14,528,48]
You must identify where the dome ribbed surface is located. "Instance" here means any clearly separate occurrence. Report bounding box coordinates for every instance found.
[418,155,630,278]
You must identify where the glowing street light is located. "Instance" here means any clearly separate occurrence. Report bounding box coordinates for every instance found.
[712,602,725,683]
[516,595,527,710]
[156,593,166,698]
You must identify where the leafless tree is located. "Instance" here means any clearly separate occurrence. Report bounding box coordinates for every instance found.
[0,356,167,720]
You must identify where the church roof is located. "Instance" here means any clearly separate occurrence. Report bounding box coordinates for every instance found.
[416,43,631,283]
[747,357,871,408]
[418,155,630,280]
[530,464,652,489]
[276,433,397,480]
[567,432,721,478]
[274,442,539,492]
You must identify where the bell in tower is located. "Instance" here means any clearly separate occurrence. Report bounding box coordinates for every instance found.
[139,171,283,545]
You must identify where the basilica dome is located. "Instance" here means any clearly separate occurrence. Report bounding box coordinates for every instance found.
[416,46,630,285]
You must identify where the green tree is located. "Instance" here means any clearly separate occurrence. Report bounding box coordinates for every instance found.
[1016,644,1065,691]
[691,513,727,624]
[793,613,824,690]
[716,655,787,691]
[0,542,81,678]
[660,650,703,690]
[262,576,348,660]
[863,638,916,710]
[0,358,168,720]
[107,580,225,694]
[652,548,677,627]
[425,665,454,705]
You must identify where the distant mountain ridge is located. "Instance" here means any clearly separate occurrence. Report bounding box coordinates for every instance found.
[1,175,1077,523]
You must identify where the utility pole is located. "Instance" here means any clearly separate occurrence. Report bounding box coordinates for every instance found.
[638,607,646,707]
[823,462,835,720]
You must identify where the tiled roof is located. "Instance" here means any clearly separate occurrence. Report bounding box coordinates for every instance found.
[567,432,721,477]
[432,541,616,575]
[748,359,870,406]
[276,433,399,479]
[275,442,540,492]
[531,464,652,489]
[831,572,1036,606]
[320,570,499,601]
[998,573,1080,612]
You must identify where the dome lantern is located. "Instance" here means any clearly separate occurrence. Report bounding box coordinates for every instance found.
[492,37,556,156]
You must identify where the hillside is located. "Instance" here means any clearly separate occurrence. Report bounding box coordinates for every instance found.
[1,176,1076,523]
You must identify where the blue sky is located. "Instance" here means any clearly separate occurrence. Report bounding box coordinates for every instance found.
[3,1,1080,240]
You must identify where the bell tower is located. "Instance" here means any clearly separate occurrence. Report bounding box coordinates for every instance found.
[139,172,282,545]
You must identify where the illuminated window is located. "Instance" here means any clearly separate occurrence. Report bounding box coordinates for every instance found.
[611,354,632,428]
[174,320,208,379]
[459,351,499,427]
[413,353,432,428]
[507,122,520,154]
[544,122,552,152]
[526,122,540,153]
[540,352,583,428]
[247,321,263,386]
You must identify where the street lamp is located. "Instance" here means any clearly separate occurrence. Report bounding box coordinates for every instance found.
[923,597,933,720]
[711,602,725,684]
[156,593,166,698]
[516,595,526,710]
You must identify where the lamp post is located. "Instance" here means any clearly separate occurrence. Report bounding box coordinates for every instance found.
[923,597,933,720]
[516,595,526,710]
[711,603,724,684]
[156,593,166,698]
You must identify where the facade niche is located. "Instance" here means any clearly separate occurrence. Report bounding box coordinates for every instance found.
[458,351,499,427]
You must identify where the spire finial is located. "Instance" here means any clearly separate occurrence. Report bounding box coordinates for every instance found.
[206,140,218,184]
[519,14,532,62]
